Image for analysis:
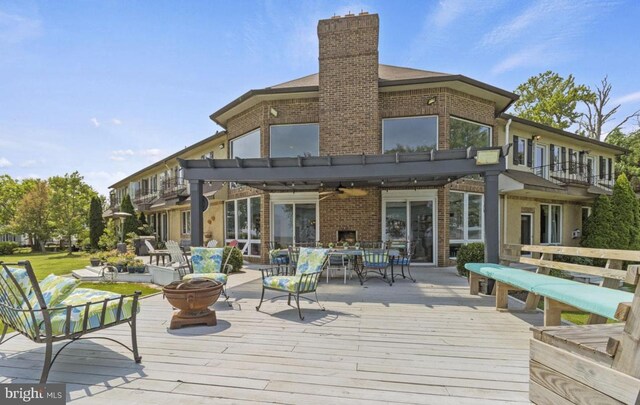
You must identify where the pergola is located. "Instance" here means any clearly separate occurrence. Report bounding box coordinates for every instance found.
[178,146,509,264]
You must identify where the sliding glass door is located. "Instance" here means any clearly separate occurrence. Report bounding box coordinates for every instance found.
[383,199,434,264]
[273,203,317,247]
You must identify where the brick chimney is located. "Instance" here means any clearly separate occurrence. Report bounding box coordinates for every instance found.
[318,12,380,155]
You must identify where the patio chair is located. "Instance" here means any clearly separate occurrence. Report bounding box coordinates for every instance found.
[357,247,392,286]
[0,261,141,383]
[287,246,300,272]
[389,240,416,283]
[144,240,170,265]
[181,247,233,305]
[326,251,352,283]
[267,241,289,270]
[206,240,218,248]
[166,240,191,278]
[256,247,330,320]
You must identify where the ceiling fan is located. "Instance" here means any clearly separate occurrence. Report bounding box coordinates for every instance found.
[319,184,368,201]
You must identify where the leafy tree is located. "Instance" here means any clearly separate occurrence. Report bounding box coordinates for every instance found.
[120,194,139,237]
[579,76,640,140]
[606,128,640,190]
[0,175,23,232]
[48,172,97,254]
[11,180,53,251]
[513,71,594,130]
[609,173,639,250]
[88,196,105,250]
[581,195,615,249]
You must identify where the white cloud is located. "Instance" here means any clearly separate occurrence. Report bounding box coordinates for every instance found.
[139,148,162,157]
[0,10,42,45]
[491,45,548,75]
[109,156,125,161]
[111,118,122,125]
[19,159,38,167]
[0,157,12,167]
[111,149,134,156]
[615,91,640,105]
[90,117,100,127]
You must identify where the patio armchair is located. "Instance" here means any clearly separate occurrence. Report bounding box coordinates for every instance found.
[256,247,330,320]
[287,246,300,272]
[181,247,233,305]
[267,241,289,270]
[389,240,416,283]
[166,240,192,278]
[357,247,392,286]
[144,240,170,265]
[0,261,141,383]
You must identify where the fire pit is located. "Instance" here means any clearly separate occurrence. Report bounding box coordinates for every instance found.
[162,278,223,329]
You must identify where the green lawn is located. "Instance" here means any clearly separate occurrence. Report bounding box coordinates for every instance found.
[0,251,92,279]
[77,282,160,296]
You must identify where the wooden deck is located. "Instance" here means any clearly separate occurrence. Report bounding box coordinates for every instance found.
[0,266,542,404]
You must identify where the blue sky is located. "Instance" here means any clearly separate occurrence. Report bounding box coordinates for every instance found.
[1,0,639,195]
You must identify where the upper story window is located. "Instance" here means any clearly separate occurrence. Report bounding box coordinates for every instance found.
[382,116,438,153]
[270,124,319,157]
[231,129,261,159]
[449,117,492,149]
[512,135,532,167]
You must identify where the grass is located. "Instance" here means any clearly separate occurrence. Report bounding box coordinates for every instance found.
[0,251,92,279]
[77,282,160,296]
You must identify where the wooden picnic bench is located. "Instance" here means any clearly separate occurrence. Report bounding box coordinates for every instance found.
[465,245,638,326]
[529,265,640,404]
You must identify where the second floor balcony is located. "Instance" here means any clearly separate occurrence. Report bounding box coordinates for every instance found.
[160,176,188,199]
[533,163,614,190]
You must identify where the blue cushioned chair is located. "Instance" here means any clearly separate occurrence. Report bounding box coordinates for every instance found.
[389,240,416,283]
[357,247,392,286]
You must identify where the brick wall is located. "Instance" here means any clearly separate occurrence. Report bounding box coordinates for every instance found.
[319,188,381,244]
[318,13,380,155]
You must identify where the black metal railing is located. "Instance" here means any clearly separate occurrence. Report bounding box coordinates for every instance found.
[160,176,187,198]
[132,188,158,205]
[532,163,614,189]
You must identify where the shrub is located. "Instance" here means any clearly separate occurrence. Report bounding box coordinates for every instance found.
[610,174,638,249]
[88,197,104,250]
[223,246,243,272]
[581,195,614,249]
[0,242,18,255]
[455,243,484,277]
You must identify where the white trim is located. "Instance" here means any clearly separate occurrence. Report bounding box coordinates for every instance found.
[534,143,548,178]
[269,123,320,157]
[224,196,262,257]
[381,115,439,154]
[381,191,437,265]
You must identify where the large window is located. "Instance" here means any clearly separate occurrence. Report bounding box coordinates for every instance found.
[449,117,492,149]
[270,124,319,157]
[541,204,562,244]
[383,116,438,153]
[181,211,191,235]
[225,197,261,256]
[272,202,317,247]
[449,191,484,258]
[231,129,261,159]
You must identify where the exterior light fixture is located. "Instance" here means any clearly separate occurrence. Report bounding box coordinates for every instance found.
[350,182,354,187]
[381,180,384,185]
[533,135,541,141]
[475,149,501,165]
[219,144,225,149]
[291,182,295,187]
[320,182,324,187]
[426,96,437,105]
[270,107,278,117]
[413,178,418,184]
[262,183,267,187]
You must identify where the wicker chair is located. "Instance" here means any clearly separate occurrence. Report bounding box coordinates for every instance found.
[256,248,330,320]
[0,261,141,383]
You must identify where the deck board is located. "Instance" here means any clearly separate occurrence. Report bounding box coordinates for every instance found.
[0,266,538,404]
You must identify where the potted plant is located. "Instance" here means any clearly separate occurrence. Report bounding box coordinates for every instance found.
[89,257,101,266]
[128,258,146,274]
[328,243,335,249]
[342,242,349,249]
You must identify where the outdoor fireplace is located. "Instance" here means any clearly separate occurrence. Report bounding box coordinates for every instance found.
[337,230,357,244]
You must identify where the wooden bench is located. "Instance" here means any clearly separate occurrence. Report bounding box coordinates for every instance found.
[466,245,639,326]
[529,265,640,404]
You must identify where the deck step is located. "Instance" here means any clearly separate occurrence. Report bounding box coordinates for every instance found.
[72,268,102,281]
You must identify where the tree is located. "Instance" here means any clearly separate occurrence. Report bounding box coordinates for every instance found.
[11,180,52,251]
[88,196,104,250]
[609,173,639,250]
[119,194,139,237]
[579,76,640,140]
[606,127,640,190]
[581,195,614,249]
[0,175,24,233]
[48,172,96,254]
[513,71,594,130]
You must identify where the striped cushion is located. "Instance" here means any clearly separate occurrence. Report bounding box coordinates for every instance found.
[29,274,79,310]
[183,272,228,284]
[0,267,32,307]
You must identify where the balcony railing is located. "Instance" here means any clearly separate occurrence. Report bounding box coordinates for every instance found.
[532,163,614,189]
[160,176,187,199]
[132,188,158,205]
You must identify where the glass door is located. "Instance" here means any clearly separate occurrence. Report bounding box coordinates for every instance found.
[520,214,532,245]
[534,144,546,178]
[384,200,435,264]
[273,203,317,247]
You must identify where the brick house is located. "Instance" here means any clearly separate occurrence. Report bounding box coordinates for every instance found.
[109,12,624,266]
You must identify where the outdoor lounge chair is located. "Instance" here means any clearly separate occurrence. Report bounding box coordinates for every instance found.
[144,240,170,265]
[256,247,330,320]
[166,240,191,278]
[181,247,233,305]
[0,261,141,383]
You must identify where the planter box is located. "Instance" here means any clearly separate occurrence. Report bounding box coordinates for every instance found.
[148,265,180,286]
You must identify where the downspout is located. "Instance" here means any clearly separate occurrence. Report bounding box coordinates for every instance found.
[502,118,512,256]
[505,118,512,170]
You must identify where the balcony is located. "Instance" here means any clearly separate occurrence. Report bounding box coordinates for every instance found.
[532,163,614,190]
[160,176,188,199]
[133,188,159,210]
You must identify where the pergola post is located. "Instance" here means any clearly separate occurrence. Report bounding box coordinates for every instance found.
[484,171,500,293]
[189,180,204,247]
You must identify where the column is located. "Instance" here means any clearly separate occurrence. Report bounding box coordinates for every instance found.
[484,171,500,293]
[189,180,204,247]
